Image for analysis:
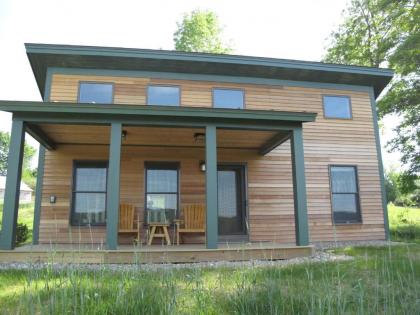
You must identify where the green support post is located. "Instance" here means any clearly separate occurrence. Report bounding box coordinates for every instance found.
[32,146,45,245]
[0,119,25,250]
[205,125,218,249]
[106,122,122,250]
[291,127,310,246]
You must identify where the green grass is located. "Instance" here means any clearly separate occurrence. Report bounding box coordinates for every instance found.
[0,245,419,314]
[0,204,419,313]
[388,204,420,243]
[0,202,34,245]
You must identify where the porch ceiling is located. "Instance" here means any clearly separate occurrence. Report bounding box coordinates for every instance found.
[33,124,285,150]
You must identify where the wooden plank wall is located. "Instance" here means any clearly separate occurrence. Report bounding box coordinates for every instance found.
[40,145,295,244]
[38,73,386,244]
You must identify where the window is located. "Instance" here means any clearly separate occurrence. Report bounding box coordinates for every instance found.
[147,85,180,106]
[323,96,352,119]
[329,166,361,223]
[213,88,244,109]
[78,82,114,104]
[71,161,107,226]
[145,162,179,222]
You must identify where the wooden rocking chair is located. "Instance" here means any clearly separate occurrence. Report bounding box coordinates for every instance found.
[174,204,205,245]
[118,203,140,243]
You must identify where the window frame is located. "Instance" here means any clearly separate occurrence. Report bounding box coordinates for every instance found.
[212,87,246,109]
[328,164,362,224]
[77,81,115,104]
[322,95,353,120]
[70,160,108,226]
[146,84,181,106]
[144,161,180,222]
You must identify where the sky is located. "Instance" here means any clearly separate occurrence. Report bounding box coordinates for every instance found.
[0,0,401,169]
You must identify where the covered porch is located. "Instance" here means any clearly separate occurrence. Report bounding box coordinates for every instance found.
[0,101,316,253]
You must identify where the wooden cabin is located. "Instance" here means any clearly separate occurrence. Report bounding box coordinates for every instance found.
[0,44,393,263]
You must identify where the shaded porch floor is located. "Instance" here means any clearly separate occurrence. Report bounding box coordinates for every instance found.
[0,242,314,264]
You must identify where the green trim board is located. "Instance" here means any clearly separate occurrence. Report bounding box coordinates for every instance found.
[368,88,390,240]
[32,146,45,245]
[290,127,309,246]
[106,123,122,250]
[0,100,317,123]
[0,119,26,250]
[25,43,393,99]
[31,66,52,245]
[205,125,218,249]
[259,132,291,155]
[25,123,56,150]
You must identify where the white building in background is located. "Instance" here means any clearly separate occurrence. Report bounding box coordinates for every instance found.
[0,176,33,203]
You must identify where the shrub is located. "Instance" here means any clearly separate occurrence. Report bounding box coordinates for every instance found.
[16,223,29,245]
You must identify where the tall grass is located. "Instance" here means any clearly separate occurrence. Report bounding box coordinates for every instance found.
[0,245,419,314]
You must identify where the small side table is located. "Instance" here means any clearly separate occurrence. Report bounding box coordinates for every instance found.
[147,223,171,245]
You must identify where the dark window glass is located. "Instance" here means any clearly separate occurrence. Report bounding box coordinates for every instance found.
[323,96,351,119]
[147,86,180,106]
[213,89,244,109]
[78,83,113,104]
[145,163,179,223]
[71,162,107,226]
[330,166,361,223]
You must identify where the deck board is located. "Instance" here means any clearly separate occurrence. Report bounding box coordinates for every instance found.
[0,243,314,264]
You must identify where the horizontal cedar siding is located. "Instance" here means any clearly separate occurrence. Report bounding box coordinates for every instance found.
[40,74,385,244]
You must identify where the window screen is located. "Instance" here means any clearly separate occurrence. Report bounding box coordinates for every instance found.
[71,161,107,225]
[330,166,361,223]
[147,86,180,106]
[213,89,244,109]
[78,82,113,104]
[323,96,352,119]
[145,163,179,222]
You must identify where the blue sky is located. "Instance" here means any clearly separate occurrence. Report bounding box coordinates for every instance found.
[0,0,401,169]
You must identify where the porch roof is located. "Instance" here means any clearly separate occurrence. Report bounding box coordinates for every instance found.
[0,100,316,154]
[25,43,393,99]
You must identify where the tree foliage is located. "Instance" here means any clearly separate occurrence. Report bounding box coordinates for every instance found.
[174,9,232,54]
[324,0,419,179]
[0,131,37,188]
[385,167,420,207]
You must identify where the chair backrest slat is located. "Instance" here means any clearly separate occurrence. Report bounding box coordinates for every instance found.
[119,203,135,230]
[182,204,205,229]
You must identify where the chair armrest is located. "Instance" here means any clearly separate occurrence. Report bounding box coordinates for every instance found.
[173,219,183,227]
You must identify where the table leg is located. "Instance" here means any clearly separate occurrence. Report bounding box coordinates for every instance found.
[148,226,156,245]
[163,226,171,245]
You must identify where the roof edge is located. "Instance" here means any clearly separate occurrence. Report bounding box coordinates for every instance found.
[24,43,394,77]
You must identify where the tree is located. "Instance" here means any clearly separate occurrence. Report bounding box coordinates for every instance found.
[324,0,419,181]
[0,131,37,188]
[174,9,232,54]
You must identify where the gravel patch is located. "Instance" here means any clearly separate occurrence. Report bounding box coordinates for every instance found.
[313,240,405,250]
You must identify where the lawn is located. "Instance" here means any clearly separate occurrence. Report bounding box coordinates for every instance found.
[0,203,419,314]
[0,245,418,314]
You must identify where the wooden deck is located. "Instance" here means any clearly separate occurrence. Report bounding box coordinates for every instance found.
[0,243,314,264]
